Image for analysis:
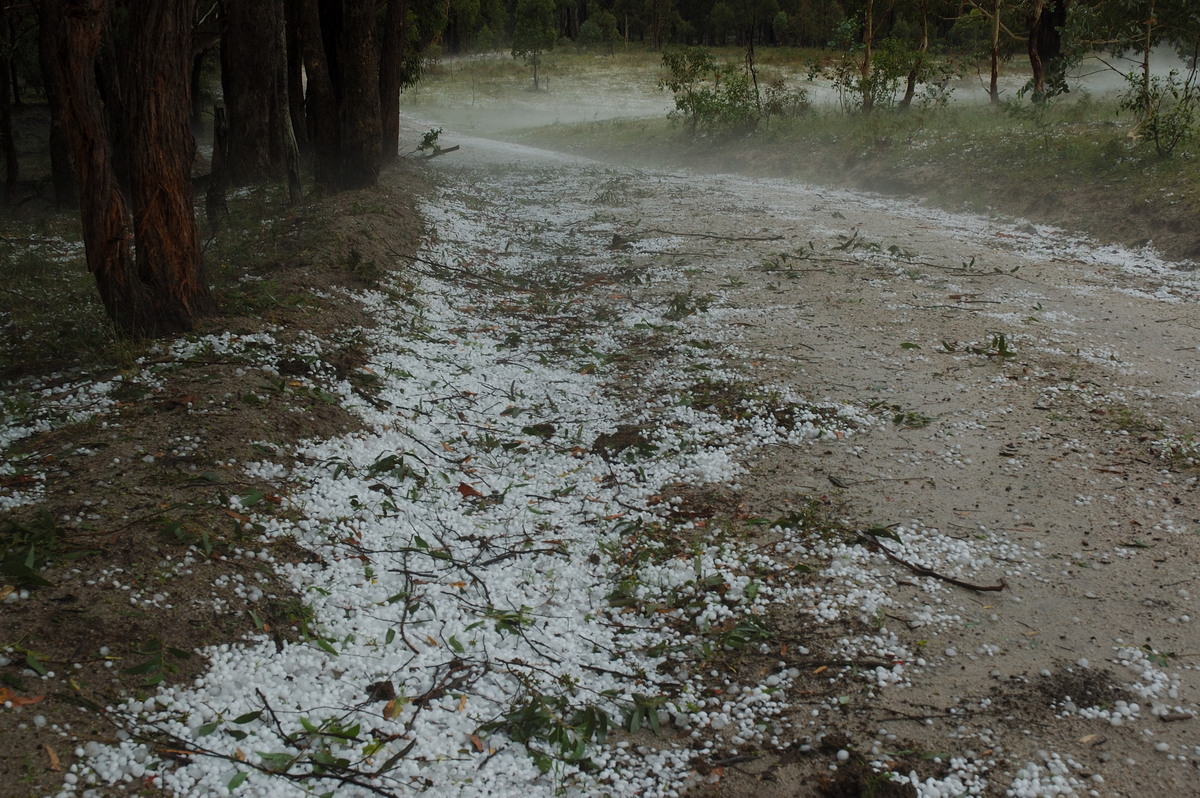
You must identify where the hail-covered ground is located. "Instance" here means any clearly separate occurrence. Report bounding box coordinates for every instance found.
[11,127,1199,797]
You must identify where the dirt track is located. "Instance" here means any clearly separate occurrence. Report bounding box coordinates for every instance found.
[413,122,1200,795]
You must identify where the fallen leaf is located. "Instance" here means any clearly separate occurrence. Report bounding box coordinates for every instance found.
[458,695,468,713]
[0,687,46,706]
[813,665,828,675]
[457,482,484,499]
[468,733,484,752]
[383,699,403,720]
[43,744,61,771]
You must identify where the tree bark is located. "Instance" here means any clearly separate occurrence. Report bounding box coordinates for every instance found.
[220,0,287,182]
[989,0,1002,103]
[379,0,409,164]
[0,9,17,200]
[1027,0,1068,100]
[284,0,307,149]
[333,0,380,188]
[294,0,339,190]
[860,0,874,113]
[125,0,211,334]
[898,3,928,111]
[35,0,77,206]
[58,0,141,332]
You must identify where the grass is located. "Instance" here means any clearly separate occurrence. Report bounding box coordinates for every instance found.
[414,47,1199,260]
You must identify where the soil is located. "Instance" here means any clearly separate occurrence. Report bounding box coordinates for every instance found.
[402,122,1200,795]
[0,164,428,796]
[2,80,1199,797]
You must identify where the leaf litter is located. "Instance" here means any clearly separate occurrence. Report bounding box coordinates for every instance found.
[6,131,1198,797]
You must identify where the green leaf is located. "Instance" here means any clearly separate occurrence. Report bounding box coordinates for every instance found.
[238,490,266,507]
[24,653,48,676]
[233,710,262,724]
[316,638,339,656]
[228,771,248,790]
[385,629,396,645]
[448,635,465,654]
[197,721,220,737]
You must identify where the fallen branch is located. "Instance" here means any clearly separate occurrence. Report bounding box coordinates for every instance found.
[639,227,783,242]
[876,541,1007,592]
[420,145,460,160]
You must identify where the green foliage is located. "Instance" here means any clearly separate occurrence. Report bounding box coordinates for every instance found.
[512,0,557,88]
[479,689,610,772]
[660,46,808,134]
[1121,69,1200,157]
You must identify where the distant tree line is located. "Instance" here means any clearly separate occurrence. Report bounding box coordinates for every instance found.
[0,1,1193,338]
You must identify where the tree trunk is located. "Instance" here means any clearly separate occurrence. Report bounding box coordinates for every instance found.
[860,0,874,113]
[58,0,141,333]
[1027,0,1068,100]
[989,0,1002,103]
[379,0,409,164]
[221,0,287,182]
[294,0,339,190]
[285,0,307,149]
[125,0,211,334]
[35,0,77,206]
[0,10,17,200]
[333,0,381,188]
[207,103,229,224]
[898,4,928,111]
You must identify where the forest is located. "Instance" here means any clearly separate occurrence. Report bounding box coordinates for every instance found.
[0,1,1193,340]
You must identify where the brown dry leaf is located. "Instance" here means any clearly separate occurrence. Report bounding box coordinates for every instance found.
[0,687,46,706]
[234,748,247,762]
[458,695,468,713]
[383,699,403,720]
[812,665,828,675]
[0,585,13,601]
[468,733,484,752]
[457,482,484,499]
[43,744,61,771]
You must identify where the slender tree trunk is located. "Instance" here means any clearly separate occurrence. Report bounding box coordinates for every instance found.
[1027,0,1068,101]
[36,0,77,206]
[59,0,140,332]
[125,0,210,334]
[899,5,928,110]
[379,0,409,164]
[0,10,17,200]
[285,0,307,149]
[207,103,229,224]
[989,0,1002,103]
[861,0,874,113]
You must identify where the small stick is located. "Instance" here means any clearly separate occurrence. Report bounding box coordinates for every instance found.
[877,542,1007,592]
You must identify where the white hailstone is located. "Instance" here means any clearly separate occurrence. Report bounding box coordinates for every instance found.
[836,749,850,761]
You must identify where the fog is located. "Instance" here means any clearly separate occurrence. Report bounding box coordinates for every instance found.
[401,46,1195,141]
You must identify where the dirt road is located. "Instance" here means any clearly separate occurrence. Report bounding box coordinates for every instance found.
[414,123,1200,796]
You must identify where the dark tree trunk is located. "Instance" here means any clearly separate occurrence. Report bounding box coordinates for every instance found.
[898,6,928,111]
[58,0,141,332]
[35,0,77,206]
[125,0,211,334]
[95,5,128,188]
[0,10,17,200]
[378,0,409,164]
[284,0,307,149]
[206,103,229,224]
[989,0,1002,103]
[333,0,380,188]
[190,48,207,129]
[1027,0,1069,100]
[294,0,339,190]
[221,0,287,182]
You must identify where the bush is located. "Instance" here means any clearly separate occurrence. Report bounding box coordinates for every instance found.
[660,47,809,134]
[1121,69,1200,157]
